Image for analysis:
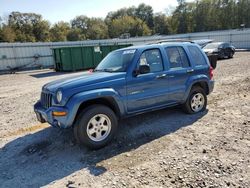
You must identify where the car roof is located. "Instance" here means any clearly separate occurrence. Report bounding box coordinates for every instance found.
[208,42,225,45]
[116,41,198,52]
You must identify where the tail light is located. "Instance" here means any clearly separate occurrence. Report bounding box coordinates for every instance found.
[209,66,214,80]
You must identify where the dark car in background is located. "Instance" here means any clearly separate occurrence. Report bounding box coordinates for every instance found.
[203,42,235,59]
[193,39,213,48]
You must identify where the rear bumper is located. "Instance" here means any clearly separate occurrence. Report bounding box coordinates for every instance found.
[208,80,215,94]
[34,101,70,128]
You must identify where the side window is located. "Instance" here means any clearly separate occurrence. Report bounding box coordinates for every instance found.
[188,46,207,66]
[139,49,163,73]
[165,47,190,69]
[177,47,190,68]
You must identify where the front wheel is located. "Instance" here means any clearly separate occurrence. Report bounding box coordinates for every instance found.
[228,51,234,58]
[73,105,118,149]
[183,86,207,114]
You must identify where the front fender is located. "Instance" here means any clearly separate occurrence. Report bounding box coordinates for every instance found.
[64,88,125,127]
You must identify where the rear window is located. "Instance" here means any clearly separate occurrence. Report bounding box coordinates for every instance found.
[223,43,229,48]
[188,46,207,66]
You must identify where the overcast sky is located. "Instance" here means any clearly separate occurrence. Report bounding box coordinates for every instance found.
[0,0,193,24]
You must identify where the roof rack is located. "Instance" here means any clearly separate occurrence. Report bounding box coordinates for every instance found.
[148,39,194,45]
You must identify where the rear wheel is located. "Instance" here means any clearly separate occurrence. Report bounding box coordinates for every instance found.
[73,105,118,149]
[183,86,207,114]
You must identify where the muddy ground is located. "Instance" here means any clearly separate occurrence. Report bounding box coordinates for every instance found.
[0,52,249,188]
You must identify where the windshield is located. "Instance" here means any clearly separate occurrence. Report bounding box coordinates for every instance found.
[203,43,222,49]
[95,49,136,72]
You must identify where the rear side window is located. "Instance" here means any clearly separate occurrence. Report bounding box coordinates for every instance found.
[188,46,207,66]
[165,47,190,69]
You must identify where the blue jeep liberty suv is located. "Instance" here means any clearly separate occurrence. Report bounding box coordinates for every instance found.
[34,42,214,149]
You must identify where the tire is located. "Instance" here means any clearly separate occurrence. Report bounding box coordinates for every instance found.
[218,51,224,59]
[73,105,118,149]
[183,86,207,114]
[73,122,80,144]
[228,51,234,58]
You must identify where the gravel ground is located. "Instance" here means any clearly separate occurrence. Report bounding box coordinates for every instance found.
[0,52,249,188]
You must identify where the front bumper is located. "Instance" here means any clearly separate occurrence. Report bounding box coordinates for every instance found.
[34,101,70,128]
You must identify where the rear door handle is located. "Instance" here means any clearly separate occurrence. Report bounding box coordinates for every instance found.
[186,69,194,73]
[156,73,167,79]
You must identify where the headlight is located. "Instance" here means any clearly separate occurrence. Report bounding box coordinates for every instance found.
[56,90,63,103]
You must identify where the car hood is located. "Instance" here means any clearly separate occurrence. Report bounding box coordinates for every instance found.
[43,71,126,93]
[203,48,218,53]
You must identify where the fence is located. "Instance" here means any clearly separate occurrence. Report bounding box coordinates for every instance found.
[0,28,250,71]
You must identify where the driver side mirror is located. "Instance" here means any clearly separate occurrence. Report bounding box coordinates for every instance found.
[133,65,150,77]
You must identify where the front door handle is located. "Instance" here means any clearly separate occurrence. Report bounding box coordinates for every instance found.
[186,69,194,73]
[156,73,167,79]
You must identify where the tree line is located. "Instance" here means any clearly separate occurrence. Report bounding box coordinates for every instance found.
[0,0,249,42]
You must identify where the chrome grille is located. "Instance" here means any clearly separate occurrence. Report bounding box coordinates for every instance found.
[41,92,52,108]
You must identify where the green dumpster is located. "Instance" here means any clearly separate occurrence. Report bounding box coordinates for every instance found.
[82,47,94,69]
[53,44,132,72]
[71,47,83,71]
[60,48,72,71]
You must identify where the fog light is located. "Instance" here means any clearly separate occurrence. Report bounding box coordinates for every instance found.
[52,111,67,116]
